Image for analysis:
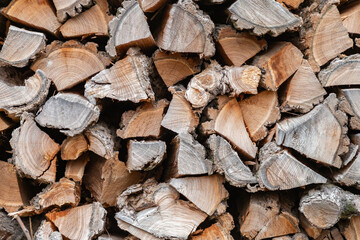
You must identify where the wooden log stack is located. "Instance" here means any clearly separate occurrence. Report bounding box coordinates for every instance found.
[1,0,360,239]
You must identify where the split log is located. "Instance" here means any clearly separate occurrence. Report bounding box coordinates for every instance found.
[65,154,90,182]
[117,99,168,139]
[316,228,344,240]
[161,86,199,134]
[0,114,12,131]
[106,0,155,58]
[0,26,46,68]
[34,220,58,240]
[227,0,302,36]
[0,69,50,117]
[116,178,208,239]
[169,175,228,215]
[277,0,304,9]
[356,38,360,48]
[52,0,92,22]
[333,148,360,187]
[207,134,256,187]
[139,0,167,12]
[342,143,358,167]
[299,213,322,239]
[35,93,100,137]
[85,123,115,159]
[10,113,60,183]
[191,213,234,240]
[127,140,166,171]
[153,50,202,87]
[117,220,161,240]
[253,42,303,91]
[215,25,267,67]
[2,0,61,35]
[341,1,360,34]
[31,40,109,91]
[0,210,27,240]
[276,94,349,168]
[154,0,215,58]
[83,153,143,207]
[61,134,88,160]
[239,91,280,142]
[339,216,360,240]
[85,47,155,103]
[280,59,326,113]
[46,202,106,240]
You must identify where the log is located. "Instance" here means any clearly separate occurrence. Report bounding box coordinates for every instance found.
[227,0,302,36]
[2,0,61,35]
[65,153,90,182]
[10,113,60,183]
[333,148,360,187]
[61,134,88,160]
[215,25,267,67]
[117,99,168,139]
[341,1,360,34]
[191,213,234,240]
[46,202,106,240]
[85,47,155,103]
[139,0,167,12]
[0,26,46,68]
[115,178,207,239]
[277,0,304,9]
[106,0,155,58]
[35,93,100,137]
[116,220,161,240]
[127,140,166,171]
[154,0,215,58]
[0,210,27,240]
[339,216,360,240]
[153,50,202,87]
[299,213,322,239]
[34,220,58,240]
[52,0,92,22]
[253,42,303,91]
[31,40,109,91]
[0,114,12,132]
[85,123,115,159]
[316,228,344,240]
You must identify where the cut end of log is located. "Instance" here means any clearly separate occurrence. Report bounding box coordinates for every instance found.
[53,0,93,22]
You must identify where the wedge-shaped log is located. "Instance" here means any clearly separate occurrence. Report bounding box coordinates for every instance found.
[139,0,167,12]
[34,220,59,240]
[35,93,100,137]
[191,213,234,240]
[341,1,360,34]
[85,123,115,159]
[334,148,360,187]
[61,134,88,160]
[117,220,161,240]
[0,114,12,132]
[276,0,304,9]
[227,0,302,36]
[53,0,93,22]
[339,215,360,240]
[65,154,90,183]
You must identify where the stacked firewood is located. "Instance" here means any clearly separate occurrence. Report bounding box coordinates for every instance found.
[1,0,360,239]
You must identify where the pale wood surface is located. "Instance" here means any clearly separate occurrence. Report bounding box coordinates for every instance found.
[34,220,58,240]
[299,213,322,239]
[85,123,115,159]
[117,220,161,240]
[139,0,167,12]
[277,0,304,9]
[334,148,360,187]
[61,134,88,160]
[53,0,92,22]
[65,153,90,182]
[341,1,360,34]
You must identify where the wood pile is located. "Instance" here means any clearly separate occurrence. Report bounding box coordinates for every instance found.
[1,0,360,239]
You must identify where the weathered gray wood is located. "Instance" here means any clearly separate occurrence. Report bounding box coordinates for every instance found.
[85,123,115,159]
[0,210,26,240]
[334,148,360,187]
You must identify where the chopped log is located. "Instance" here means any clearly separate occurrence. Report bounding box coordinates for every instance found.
[153,50,202,87]
[85,123,115,159]
[34,220,58,240]
[85,47,155,103]
[341,1,360,34]
[0,114,12,131]
[277,0,304,9]
[227,0,302,36]
[2,0,61,35]
[31,40,109,91]
[117,220,161,240]
[139,0,167,12]
[299,213,322,239]
[35,93,100,137]
[333,148,360,186]
[116,178,207,239]
[342,89,360,131]
[106,0,155,58]
[316,228,344,240]
[280,59,326,113]
[191,213,234,240]
[127,140,166,171]
[339,216,360,240]
[299,184,360,229]
[52,0,92,22]
[342,143,358,167]
[224,65,261,97]
[0,26,46,68]
[215,25,267,67]
[83,153,143,207]
[207,134,256,187]
[61,134,88,160]
[161,86,199,134]
[0,210,26,240]
[356,38,360,48]
[253,42,303,91]
[10,113,60,183]
[65,153,90,182]
[117,99,168,139]
[154,0,215,59]
[239,91,280,142]
[165,133,212,178]
[276,94,348,168]
[46,202,106,240]
[169,175,228,215]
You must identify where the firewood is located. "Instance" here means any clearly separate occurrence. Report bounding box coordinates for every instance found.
[61,134,88,160]
[65,154,90,182]
[339,216,360,240]
[0,210,27,240]
[280,59,326,113]
[116,178,207,239]
[239,91,280,142]
[277,0,304,9]
[169,175,228,215]
[46,202,107,240]
[342,143,358,167]
[0,69,50,118]
[341,1,360,34]
[253,42,303,91]
[161,85,199,134]
[10,113,60,183]
[207,134,256,187]
[85,47,155,103]
[299,213,322,239]
[299,184,360,229]
[0,26,46,68]
[276,94,349,168]
[227,0,302,36]
[106,0,155,58]
[165,133,212,178]
[85,123,115,159]
[116,220,161,240]
[0,114,12,131]
[31,40,109,91]
[191,213,234,240]
[127,140,166,171]
[139,0,167,12]
[117,99,168,139]
[84,153,143,207]
[153,50,202,87]
[356,38,360,48]
[52,0,92,22]
[2,0,61,35]
[35,93,100,137]
[34,220,58,240]
[340,89,360,130]
[215,25,267,67]
[316,228,344,240]
[333,148,360,187]
[154,0,215,59]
